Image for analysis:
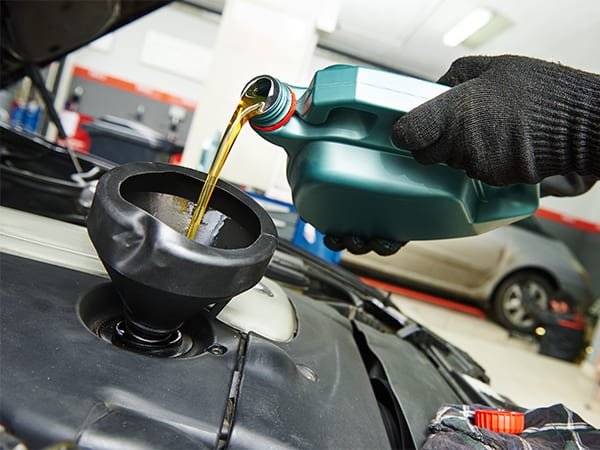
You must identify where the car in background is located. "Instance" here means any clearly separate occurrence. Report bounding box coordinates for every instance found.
[342,216,594,333]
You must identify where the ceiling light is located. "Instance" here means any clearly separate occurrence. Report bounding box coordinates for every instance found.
[443,8,494,47]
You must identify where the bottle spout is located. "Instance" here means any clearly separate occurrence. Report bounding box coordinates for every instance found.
[244,75,296,131]
[242,75,281,113]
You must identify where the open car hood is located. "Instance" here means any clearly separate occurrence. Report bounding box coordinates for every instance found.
[0,0,171,88]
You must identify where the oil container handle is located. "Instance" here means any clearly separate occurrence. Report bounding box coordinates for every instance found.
[293,65,449,151]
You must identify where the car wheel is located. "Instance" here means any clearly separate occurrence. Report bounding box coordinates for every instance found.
[492,271,553,333]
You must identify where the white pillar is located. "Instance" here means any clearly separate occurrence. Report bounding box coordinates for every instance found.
[181,0,337,199]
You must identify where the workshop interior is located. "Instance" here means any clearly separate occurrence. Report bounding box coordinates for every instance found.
[1,0,599,448]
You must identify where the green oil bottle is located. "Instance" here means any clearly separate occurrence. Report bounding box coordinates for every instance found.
[247,65,539,244]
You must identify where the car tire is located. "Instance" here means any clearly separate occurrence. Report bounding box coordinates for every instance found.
[492,271,554,333]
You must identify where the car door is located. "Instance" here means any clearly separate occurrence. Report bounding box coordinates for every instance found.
[383,230,507,293]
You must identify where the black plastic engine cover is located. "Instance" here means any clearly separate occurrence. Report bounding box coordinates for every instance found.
[1,247,470,449]
[229,296,392,449]
[0,254,392,449]
[0,254,239,449]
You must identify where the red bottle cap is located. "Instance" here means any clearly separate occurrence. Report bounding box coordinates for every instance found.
[474,409,525,434]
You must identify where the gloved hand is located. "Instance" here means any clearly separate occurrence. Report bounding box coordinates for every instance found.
[392,55,600,186]
[540,173,598,197]
[323,235,406,256]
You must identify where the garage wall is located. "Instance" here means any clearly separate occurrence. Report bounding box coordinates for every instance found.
[541,184,600,226]
[56,2,363,195]
[70,3,216,100]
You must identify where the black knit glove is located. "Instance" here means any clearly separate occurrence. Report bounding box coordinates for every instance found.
[540,173,598,197]
[323,235,406,256]
[392,55,600,186]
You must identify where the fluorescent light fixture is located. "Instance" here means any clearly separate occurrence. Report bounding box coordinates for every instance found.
[443,8,494,47]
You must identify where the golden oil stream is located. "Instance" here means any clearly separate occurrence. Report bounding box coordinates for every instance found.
[186,86,267,240]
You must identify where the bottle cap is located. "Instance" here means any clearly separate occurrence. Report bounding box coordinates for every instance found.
[474,409,524,434]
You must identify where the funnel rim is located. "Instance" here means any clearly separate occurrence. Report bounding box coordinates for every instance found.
[87,162,278,303]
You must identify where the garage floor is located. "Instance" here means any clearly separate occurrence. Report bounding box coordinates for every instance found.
[389,292,600,428]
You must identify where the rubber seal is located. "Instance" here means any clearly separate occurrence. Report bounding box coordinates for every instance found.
[252,87,296,132]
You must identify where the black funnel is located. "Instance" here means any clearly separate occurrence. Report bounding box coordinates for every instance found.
[87,162,277,344]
